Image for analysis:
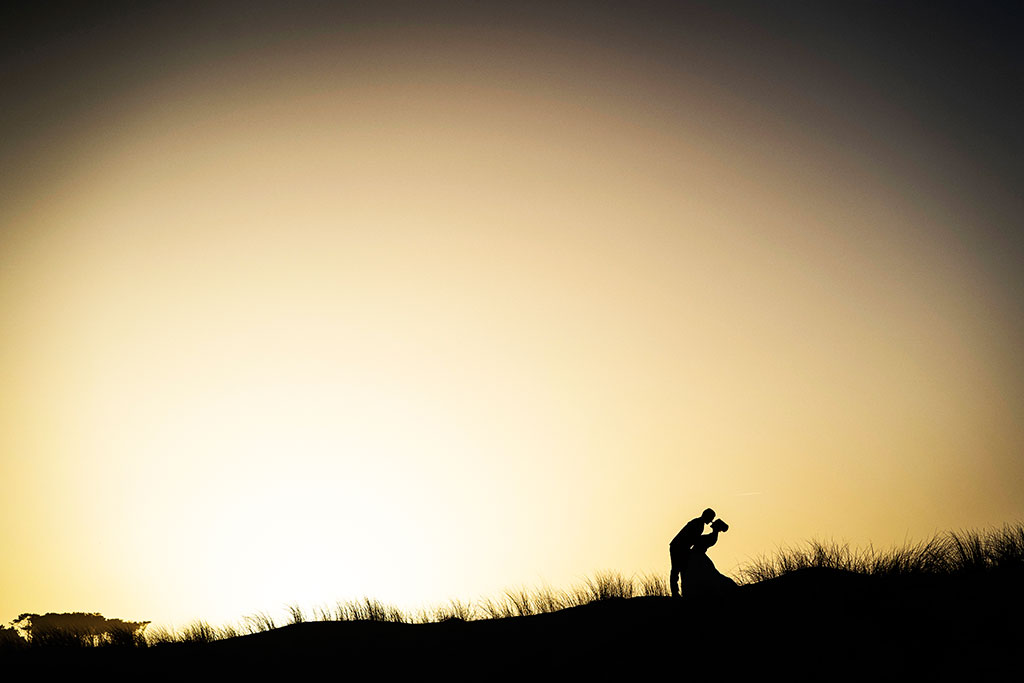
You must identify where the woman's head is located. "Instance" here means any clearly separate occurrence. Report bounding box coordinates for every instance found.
[711,519,729,532]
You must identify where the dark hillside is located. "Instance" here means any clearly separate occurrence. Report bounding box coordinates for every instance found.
[8,525,1021,678]
[9,568,1018,679]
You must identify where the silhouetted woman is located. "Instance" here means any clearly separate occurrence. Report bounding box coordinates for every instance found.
[683,519,738,595]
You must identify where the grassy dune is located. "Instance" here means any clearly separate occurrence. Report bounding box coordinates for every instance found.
[5,523,1021,677]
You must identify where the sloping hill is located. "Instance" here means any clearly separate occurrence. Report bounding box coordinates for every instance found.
[13,567,1017,679]
[11,524,1022,679]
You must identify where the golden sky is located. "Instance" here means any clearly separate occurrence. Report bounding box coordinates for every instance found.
[2,2,1022,627]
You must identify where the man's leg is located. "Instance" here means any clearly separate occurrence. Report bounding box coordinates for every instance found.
[670,545,682,597]
[678,560,688,598]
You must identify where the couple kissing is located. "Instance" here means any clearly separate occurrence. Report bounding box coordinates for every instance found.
[669,507,737,598]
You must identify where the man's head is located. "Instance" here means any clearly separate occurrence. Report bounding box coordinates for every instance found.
[701,508,716,524]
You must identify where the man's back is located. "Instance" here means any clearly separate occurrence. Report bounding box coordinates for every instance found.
[670,516,705,549]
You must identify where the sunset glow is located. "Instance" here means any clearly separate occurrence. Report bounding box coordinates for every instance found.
[2,2,1021,628]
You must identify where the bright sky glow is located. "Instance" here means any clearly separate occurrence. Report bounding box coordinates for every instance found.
[2,4,1021,627]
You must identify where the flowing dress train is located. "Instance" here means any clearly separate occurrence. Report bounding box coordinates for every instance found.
[683,530,738,596]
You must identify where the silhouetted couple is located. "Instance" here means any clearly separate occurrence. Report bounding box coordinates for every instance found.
[670,507,737,598]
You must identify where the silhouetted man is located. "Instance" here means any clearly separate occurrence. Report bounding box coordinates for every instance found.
[669,507,716,597]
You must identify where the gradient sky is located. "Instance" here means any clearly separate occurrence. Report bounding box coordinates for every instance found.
[2,1,1022,627]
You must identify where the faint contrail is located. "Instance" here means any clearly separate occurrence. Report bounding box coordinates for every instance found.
[734,492,763,497]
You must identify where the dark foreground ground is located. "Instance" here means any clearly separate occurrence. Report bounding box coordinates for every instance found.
[9,569,1020,679]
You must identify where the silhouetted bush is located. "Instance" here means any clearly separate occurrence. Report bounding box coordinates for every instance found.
[10,612,149,648]
[0,624,26,652]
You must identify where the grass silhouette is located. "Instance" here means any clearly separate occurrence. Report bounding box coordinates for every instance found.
[737,522,1024,581]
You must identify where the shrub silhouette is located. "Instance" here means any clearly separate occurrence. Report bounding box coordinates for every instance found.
[11,612,149,648]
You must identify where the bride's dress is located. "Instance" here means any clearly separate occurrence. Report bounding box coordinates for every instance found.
[684,530,738,595]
